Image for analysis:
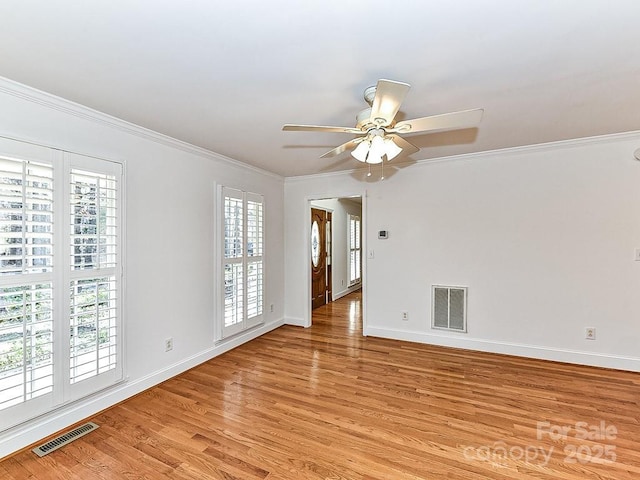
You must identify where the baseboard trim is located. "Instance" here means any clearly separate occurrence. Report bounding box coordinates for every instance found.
[284,316,307,327]
[332,284,361,301]
[364,326,640,372]
[0,318,285,460]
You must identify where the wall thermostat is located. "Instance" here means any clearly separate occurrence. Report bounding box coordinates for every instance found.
[378,230,389,239]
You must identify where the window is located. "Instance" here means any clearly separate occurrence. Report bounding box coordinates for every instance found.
[68,167,119,387]
[0,157,54,416]
[221,187,263,339]
[0,139,122,431]
[349,214,361,286]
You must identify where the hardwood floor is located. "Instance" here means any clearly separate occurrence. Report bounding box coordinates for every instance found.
[2,290,640,479]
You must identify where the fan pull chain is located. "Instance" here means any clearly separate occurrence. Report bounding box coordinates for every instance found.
[367,164,372,177]
[380,160,385,180]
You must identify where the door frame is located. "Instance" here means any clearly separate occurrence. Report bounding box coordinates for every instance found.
[303,193,367,331]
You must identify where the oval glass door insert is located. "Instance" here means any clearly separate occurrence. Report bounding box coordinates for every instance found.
[311,220,320,267]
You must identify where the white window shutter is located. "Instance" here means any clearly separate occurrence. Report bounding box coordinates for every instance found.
[221,188,264,339]
[65,155,123,401]
[0,146,56,427]
[349,215,361,285]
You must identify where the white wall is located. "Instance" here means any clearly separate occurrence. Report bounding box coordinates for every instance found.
[310,198,362,300]
[0,78,285,457]
[285,134,640,370]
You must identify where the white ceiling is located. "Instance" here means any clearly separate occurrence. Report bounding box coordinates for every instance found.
[1,1,639,177]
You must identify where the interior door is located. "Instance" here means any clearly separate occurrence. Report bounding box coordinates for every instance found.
[311,208,327,309]
[326,212,332,303]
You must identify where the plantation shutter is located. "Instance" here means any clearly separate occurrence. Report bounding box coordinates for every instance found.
[221,187,264,339]
[66,154,122,400]
[349,214,361,285]
[223,188,244,336]
[246,193,263,325]
[0,144,55,424]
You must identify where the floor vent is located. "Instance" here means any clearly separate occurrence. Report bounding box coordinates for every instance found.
[32,422,99,457]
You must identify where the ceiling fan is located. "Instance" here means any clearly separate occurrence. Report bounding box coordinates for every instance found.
[283,79,483,176]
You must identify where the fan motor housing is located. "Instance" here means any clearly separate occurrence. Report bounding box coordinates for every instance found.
[356,108,373,130]
[363,85,377,105]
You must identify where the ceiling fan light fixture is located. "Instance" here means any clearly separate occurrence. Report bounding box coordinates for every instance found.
[366,151,383,164]
[351,140,370,162]
[369,134,386,160]
[384,137,402,160]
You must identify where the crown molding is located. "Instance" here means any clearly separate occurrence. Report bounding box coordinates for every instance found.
[0,76,283,181]
[413,129,640,168]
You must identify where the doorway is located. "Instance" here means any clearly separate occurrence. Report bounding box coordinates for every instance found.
[309,197,362,313]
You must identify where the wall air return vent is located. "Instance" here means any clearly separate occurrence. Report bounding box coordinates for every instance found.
[432,285,467,332]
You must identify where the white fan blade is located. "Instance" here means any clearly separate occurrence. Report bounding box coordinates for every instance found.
[386,134,420,156]
[369,79,410,127]
[320,138,365,158]
[283,124,362,134]
[393,108,484,135]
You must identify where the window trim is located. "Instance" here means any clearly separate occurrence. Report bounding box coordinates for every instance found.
[218,186,264,341]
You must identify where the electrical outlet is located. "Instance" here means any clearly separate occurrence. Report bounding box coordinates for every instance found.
[401,311,409,321]
[635,248,640,261]
[585,327,596,340]
[165,337,173,351]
